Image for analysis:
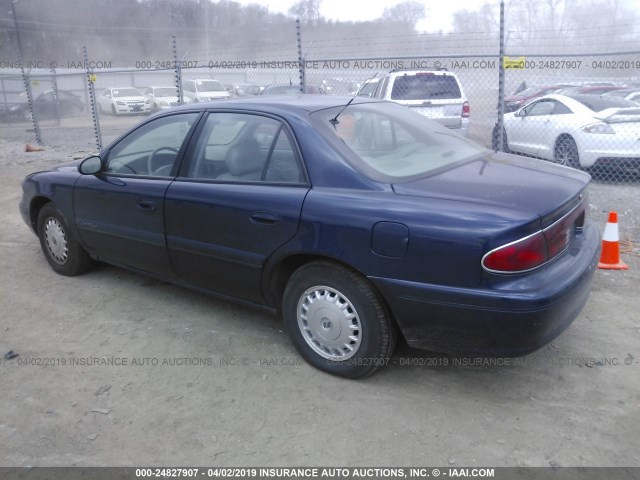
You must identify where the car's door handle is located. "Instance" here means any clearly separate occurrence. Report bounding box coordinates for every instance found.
[250,212,279,225]
[137,200,157,212]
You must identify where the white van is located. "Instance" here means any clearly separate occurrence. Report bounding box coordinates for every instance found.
[182,79,231,103]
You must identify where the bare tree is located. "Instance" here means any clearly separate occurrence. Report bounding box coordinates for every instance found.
[288,0,323,25]
[381,1,426,29]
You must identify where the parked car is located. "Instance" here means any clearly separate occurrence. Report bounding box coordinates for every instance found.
[356,78,380,97]
[142,86,180,112]
[182,79,231,102]
[371,69,470,136]
[320,78,355,96]
[602,88,640,104]
[20,96,600,378]
[557,85,626,96]
[494,93,640,172]
[235,84,264,96]
[261,84,326,95]
[504,84,574,112]
[98,87,151,115]
[0,90,84,122]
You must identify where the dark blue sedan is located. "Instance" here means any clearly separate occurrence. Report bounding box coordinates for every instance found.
[19,96,601,378]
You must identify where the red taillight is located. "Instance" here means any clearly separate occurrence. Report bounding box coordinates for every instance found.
[482,204,584,274]
[462,101,470,118]
[482,232,548,273]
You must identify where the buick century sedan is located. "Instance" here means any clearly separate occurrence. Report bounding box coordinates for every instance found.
[20,96,600,378]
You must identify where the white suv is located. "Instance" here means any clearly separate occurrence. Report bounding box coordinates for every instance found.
[372,70,470,137]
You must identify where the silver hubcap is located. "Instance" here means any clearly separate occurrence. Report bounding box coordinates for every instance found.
[297,285,362,360]
[44,218,68,265]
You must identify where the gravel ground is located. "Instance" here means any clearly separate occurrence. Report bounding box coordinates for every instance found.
[1,125,639,468]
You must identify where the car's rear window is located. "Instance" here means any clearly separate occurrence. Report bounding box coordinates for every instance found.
[311,102,485,182]
[197,80,225,92]
[390,74,461,100]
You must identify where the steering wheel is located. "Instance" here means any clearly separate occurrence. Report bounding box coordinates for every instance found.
[147,147,179,176]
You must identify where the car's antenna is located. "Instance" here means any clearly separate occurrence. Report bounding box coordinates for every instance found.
[330,72,379,126]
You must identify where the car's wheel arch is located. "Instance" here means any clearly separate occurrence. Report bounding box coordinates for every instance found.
[263,253,388,316]
[554,133,582,167]
[28,196,86,250]
[29,196,53,234]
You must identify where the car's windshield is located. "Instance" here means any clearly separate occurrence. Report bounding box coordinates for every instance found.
[390,74,461,100]
[152,88,178,97]
[569,94,637,112]
[196,80,225,92]
[113,88,143,97]
[311,102,486,182]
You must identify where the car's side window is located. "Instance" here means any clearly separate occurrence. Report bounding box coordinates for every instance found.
[526,100,555,116]
[186,113,303,184]
[104,113,199,177]
[551,102,572,115]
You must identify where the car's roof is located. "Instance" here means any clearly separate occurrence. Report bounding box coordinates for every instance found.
[537,93,637,112]
[170,95,384,113]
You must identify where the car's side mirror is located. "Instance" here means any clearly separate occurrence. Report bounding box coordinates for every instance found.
[517,109,527,118]
[78,155,103,175]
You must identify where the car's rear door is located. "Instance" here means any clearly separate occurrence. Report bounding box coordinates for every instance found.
[164,111,309,304]
[73,112,200,276]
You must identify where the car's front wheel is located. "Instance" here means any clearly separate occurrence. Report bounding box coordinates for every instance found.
[283,261,397,378]
[37,203,92,276]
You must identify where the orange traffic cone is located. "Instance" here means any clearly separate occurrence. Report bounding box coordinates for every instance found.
[25,144,44,152]
[598,211,628,270]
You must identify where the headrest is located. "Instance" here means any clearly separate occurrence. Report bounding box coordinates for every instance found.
[225,141,263,176]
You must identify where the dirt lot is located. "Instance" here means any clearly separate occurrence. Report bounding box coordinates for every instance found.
[1,131,639,468]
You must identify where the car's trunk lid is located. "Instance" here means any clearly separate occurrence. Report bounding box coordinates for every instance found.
[392,152,590,228]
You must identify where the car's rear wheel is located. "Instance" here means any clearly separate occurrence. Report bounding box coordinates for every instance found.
[282,261,397,378]
[37,203,92,276]
[554,136,581,169]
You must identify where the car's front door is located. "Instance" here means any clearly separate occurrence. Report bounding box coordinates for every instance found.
[74,112,200,276]
[164,112,309,304]
[508,99,556,156]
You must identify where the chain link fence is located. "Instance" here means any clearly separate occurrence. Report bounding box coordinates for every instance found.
[1,33,639,183]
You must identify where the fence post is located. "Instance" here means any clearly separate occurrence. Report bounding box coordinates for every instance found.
[12,1,42,145]
[50,68,60,125]
[296,19,306,93]
[495,0,506,152]
[84,46,102,151]
[173,35,184,105]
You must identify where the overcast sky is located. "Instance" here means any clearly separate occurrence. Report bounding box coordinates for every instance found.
[233,0,485,32]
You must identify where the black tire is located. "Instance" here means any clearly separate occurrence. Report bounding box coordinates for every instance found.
[282,261,397,378]
[37,203,92,276]
[554,136,581,169]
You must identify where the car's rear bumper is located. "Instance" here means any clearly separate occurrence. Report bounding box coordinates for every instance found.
[370,220,601,356]
[592,156,640,172]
